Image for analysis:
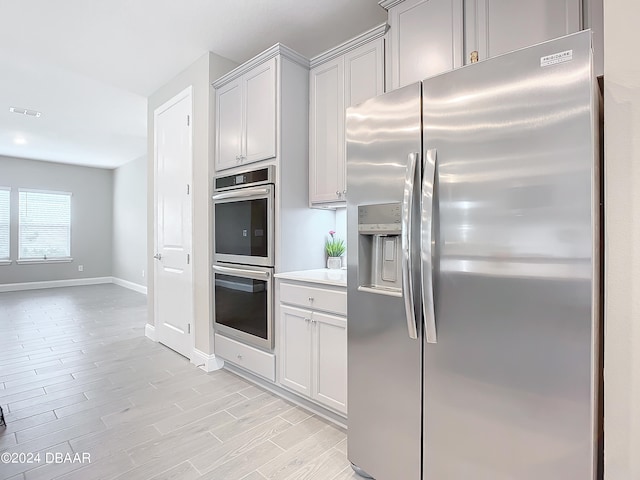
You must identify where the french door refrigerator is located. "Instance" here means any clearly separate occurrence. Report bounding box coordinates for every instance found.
[346,31,600,480]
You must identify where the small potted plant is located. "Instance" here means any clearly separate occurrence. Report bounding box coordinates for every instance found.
[325,230,345,269]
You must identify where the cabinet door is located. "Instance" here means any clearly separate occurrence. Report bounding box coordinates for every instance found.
[243,57,277,164]
[344,37,385,109]
[474,0,581,61]
[279,305,313,397]
[215,79,243,172]
[387,0,463,90]
[343,38,385,200]
[309,58,344,204]
[313,311,347,414]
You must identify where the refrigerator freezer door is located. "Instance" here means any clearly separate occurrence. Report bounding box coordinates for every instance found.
[422,31,599,479]
[346,83,422,480]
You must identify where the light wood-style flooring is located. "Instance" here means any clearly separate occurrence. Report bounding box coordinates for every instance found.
[0,284,360,480]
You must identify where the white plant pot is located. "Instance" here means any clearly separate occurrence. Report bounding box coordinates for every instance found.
[327,257,342,269]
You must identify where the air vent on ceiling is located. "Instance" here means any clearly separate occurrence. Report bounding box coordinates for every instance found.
[9,107,41,117]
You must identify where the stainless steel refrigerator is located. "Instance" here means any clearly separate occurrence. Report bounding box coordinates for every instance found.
[346,31,601,480]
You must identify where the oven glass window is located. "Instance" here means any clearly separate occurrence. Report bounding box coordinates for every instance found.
[215,199,268,257]
[215,273,268,340]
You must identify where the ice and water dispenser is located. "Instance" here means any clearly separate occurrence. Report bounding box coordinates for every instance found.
[357,203,403,297]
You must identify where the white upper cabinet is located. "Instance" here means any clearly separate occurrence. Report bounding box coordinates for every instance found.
[214,57,277,171]
[344,38,385,109]
[384,0,463,90]
[215,79,243,171]
[470,0,582,63]
[243,58,277,164]
[310,58,345,203]
[382,0,584,86]
[309,25,386,206]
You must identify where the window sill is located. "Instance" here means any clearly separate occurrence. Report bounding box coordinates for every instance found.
[16,258,73,265]
[0,260,12,266]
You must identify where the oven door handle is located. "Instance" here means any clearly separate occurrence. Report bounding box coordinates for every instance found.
[212,264,271,280]
[212,186,272,201]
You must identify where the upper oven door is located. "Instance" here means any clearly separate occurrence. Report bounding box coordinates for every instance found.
[213,184,274,266]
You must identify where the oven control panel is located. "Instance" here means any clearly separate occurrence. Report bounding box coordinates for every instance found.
[214,165,274,191]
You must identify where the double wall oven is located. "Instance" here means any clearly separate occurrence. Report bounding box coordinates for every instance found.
[212,166,275,350]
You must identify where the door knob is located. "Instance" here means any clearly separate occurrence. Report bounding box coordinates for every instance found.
[153,253,162,260]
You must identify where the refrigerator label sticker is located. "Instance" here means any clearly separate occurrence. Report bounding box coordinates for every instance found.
[540,50,573,67]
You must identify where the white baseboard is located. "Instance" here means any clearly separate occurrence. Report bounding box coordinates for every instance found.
[191,348,225,373]
[145,324,156,342]
[112,277,147,295]
[0,276,112,293]
[0,276,149,294]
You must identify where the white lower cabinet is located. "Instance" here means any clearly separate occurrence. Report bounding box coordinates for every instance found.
[313,311,347,413]
[280,305,313,397]
[278,282,347,415]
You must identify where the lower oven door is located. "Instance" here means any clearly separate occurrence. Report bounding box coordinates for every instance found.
[212,263,273,350]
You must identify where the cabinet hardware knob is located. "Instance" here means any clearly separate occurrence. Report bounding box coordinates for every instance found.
[153,253,162,260]
[305,318,311,322]
[470,51,479,63]
[237,354,243,360]
[308,297,314,303]
[342,189,347,195]
[336,191,340,197]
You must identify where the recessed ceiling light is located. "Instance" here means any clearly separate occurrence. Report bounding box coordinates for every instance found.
[9,107,41,118]
[14,136,27,145]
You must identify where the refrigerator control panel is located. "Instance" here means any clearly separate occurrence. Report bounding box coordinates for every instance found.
[358,203,402,235]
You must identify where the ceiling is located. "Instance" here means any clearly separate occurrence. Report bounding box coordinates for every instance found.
[0,0,386,169]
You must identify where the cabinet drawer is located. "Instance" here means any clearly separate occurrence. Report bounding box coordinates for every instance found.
[214,333,275,381]
[280,282,347,316]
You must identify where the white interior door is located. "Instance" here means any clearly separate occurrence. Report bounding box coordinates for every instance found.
[154,87,193,359]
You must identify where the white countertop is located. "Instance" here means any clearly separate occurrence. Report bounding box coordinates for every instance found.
[274,268,347,288]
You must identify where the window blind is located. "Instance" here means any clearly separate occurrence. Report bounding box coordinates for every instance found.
[0,188,9,260]
[19,190,71,260]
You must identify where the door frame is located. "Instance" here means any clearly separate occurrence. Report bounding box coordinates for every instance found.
[153,85,195,359]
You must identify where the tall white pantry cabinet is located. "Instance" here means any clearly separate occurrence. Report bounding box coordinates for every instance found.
[211,45,335,385]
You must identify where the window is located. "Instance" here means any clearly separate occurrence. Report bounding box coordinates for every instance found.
[0,188,9,260]
[19,190,71,260]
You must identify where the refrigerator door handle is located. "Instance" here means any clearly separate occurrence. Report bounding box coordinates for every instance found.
[422,148,437,343]
[402,152,419,340]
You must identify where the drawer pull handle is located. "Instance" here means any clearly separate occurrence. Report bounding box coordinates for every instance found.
[308,297,314,303]
[237,354,243,360]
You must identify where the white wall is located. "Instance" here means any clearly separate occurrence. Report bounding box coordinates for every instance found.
[335,208,347,263]
[0,155,113,285]
[112,155,147,288]
[147,52,237,354]
[604,1,640,478]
